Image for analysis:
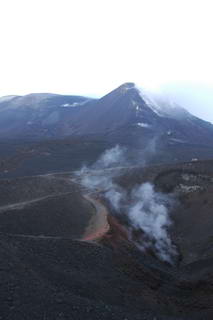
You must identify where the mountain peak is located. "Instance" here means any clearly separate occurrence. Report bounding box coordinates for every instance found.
[117,82,136,92]
[119,82,136,88]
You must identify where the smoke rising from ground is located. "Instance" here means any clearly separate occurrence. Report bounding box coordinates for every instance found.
[92,145,128,169]
[128,183,176,263]
[77,145,177,263]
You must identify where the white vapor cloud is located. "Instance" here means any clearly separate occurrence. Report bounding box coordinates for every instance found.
[128,183,177,263]
[77,145,177,264]
[93,145,127,169]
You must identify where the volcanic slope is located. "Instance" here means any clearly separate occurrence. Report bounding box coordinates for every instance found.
[69,82,213,145]
[0,173,96,239]
[1,83,213,180]
[0,93,95,139]
[2,83,213,149]
[1,160,213,318]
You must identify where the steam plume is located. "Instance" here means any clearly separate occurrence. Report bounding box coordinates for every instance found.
[128,183,176,263]
[76,145,177,263]
[93,145,127,169]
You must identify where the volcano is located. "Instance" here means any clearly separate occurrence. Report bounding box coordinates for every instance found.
[1,83,213,177]
[1,82,213,146]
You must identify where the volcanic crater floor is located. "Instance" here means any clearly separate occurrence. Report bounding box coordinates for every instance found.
[0,160,213,319]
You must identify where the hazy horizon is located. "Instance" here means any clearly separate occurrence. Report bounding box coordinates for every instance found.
[1,0,213,122]
[1,81,213,124]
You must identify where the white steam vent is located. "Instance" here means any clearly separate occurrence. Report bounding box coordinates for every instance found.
[127,183,177,263]
[76,145,177,264]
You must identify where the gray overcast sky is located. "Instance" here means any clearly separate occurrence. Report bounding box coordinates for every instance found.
[0,0,213,122]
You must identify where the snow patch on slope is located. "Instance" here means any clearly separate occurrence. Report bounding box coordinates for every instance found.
[135,85,187,119]
[170,138,186,144]
[137,122,150,128]
[61,100,89,108]
[138,90,164,116]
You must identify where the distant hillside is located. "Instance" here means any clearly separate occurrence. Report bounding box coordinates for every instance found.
[0,93,95,139]
[1,83,213,147]
[0,83,213,178]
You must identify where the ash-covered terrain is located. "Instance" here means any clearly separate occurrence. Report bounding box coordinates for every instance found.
[1,153,213,319]
[1,84,213,319]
